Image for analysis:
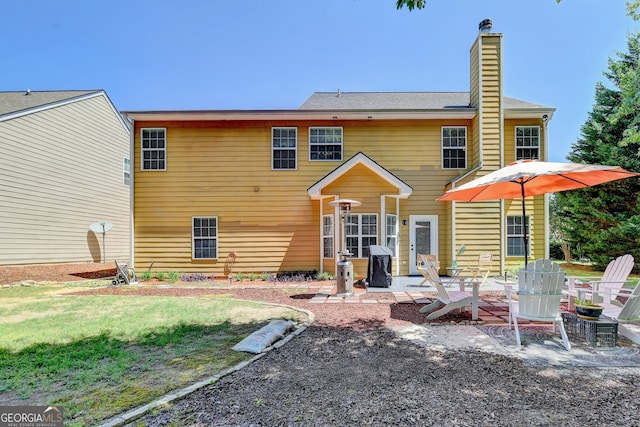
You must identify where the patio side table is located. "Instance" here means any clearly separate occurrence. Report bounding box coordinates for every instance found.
[446,267,465,277]
[561,312,618,347]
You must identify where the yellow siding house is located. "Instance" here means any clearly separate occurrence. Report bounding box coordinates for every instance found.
[124,23,554,278]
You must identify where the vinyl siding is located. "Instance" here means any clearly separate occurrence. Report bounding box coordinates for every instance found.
[133,119,470,275]
[131,32,552,277]
[451,33,503,273]
[0,94,130,265]
[478,34,503,170]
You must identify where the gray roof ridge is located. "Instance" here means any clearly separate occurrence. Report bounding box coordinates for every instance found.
[0,89,104,120]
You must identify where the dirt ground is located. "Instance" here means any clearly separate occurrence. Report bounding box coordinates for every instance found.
[4,262,640,426]
[0,262,118,284]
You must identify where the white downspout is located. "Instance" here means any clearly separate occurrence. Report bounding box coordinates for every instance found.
[396,196,400,275]
[333,195,340,276]
[380,195,386,253]
[498,34,505,277]
[319,198,324,274]
[381,195,402,276]
[543,115,551,259]
[123,114,136,268]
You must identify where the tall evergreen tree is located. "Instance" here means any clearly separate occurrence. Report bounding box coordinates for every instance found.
[555,32,640,270]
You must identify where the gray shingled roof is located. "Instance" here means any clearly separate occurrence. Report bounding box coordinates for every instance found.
[0,90,100,119]
[299,91,552,111]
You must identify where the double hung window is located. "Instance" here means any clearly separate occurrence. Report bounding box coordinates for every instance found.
[193,217,218,259]
[506,215,529,257]
[123,157,130,185]
[141,128,166,170]
[345,214,377,258]
[386,214,398,257]
[515,126,540,160]
[309,127,342,161]
[272,127,297,169]
[322,215,334,258]
[442,127,467,169]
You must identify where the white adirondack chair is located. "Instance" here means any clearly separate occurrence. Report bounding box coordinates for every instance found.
[467,253,493,286]
[599,280,640,345]
[418,259,473,320]
[567,254,634,307]
[416,254,439,287]
[505,259,570,351]
[602,281,640,322]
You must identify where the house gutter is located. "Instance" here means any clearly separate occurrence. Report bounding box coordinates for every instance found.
[380,195,402,276]
[543,114,552,259]
[122,113,136,269]
[498,34,505,277]
[447,162,483,262]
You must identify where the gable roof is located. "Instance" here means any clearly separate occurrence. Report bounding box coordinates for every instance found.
[123,91,555,122]
[300,91,555,118]
[0,90,101,120]
[307,152,413,199]
[300,92,473,110]
[0,89,130,132]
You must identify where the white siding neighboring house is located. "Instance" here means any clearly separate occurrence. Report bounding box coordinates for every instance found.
[0,90,130,266]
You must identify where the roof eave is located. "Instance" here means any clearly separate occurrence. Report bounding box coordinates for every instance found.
[122,109,476,122]
[307,152,413,199]
[504,107,556,120]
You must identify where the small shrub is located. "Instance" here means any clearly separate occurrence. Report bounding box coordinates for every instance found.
[234,272,245,282]
[276,270,317,282]
[155,272,168,281]
[549,241,564,260]
[248,273,258,281]
[168,271,181,283]
[181,273,208,282]
[317,272,333,280]
[139,271,153,281]
[260,273,271,281]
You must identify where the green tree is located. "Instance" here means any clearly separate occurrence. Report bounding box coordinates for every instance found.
[395,0,640,20]
[554,32,640,270]
[549,194,572,262]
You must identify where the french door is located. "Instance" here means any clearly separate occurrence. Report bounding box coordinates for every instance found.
[409,215,438,275]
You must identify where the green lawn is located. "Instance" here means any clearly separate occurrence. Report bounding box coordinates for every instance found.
[0,285,304,426]
[558,261,640,282]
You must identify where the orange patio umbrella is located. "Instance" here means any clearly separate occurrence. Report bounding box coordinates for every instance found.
[437,160,639,264]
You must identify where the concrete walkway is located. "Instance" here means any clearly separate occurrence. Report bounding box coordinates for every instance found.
[310,276,512,324]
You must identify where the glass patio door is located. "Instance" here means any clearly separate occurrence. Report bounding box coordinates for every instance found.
[409,215,438,275]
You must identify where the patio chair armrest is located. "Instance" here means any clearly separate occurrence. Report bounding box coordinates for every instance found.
[504,284,514,303]
[600,285,639,299]
[567,275,604,281]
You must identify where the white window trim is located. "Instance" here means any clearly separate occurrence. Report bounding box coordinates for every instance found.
[441,126,467,170]
[271,127,298,170]
[515,125,541,161]
[386,214,398,257]
[192,216,218,260]
[141,127,167,171]
[123,157,131,186]
[308,126,343,161]
[506,215,530,257]
[346,213,378,258]
[322,214,334,259]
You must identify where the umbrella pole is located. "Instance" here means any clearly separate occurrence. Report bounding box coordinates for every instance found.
[521,183,528,266]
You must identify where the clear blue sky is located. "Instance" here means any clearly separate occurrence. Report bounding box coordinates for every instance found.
[3,0,637,162]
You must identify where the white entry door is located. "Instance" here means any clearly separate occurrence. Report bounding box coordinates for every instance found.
[409,215,438,275]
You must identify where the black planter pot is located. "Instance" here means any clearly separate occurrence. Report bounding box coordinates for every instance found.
[575,304,604,320]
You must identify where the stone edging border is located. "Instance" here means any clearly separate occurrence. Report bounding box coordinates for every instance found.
[98,301,315,427]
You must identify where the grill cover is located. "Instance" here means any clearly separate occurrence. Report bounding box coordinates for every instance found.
[367,245,392,287]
